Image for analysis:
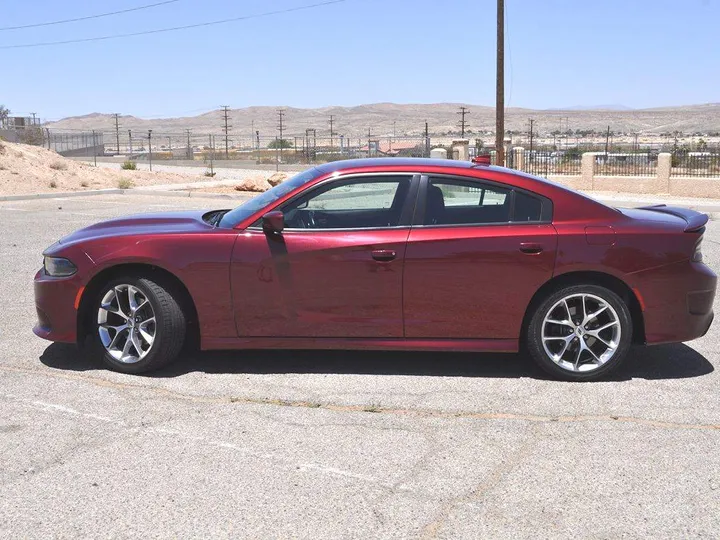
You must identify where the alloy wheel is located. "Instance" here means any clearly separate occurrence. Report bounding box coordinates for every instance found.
[541,293,621,373]
[97,284,156,363]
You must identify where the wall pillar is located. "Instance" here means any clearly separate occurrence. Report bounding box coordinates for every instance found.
[657,152,671,193]
[452,139,470,161]
[581,152,597,190]
[514,147,525,171]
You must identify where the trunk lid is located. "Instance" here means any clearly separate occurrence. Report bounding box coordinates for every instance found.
[618,204,708,232]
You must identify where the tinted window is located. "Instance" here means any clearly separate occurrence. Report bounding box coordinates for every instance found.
[513,191,543,222]
[425,178,511,225]
[281,176,411,229]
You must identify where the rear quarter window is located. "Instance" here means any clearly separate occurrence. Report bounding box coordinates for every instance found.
[513,191,543,222]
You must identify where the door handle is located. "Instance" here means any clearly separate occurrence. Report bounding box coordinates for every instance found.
[519,242,543,254]
[371,249,397,262]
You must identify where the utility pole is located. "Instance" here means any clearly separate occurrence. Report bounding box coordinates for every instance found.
[329,114,335,153]
[148,130,153,171]
[112,113,121,154]
[604,125,611,158]
[367,127,372,157]
[496,0,505,166]
[185,129,192,159]
[276,109,285,171]
[425,121,430,157]
[457,106,470,138]
[220,105,231,158]
[528,119,534,158]
[208,134,215,176]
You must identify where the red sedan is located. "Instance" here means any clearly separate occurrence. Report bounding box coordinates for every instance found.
[34,158,716,381]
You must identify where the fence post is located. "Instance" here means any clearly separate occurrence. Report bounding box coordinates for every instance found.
[657,152,671,193]
[581,152,596,190]
[92,130,97,167]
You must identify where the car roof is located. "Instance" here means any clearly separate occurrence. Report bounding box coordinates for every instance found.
[314,157,497,174]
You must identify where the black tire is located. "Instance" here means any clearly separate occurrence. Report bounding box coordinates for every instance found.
[526,284,632,381]
[92,276,186,374]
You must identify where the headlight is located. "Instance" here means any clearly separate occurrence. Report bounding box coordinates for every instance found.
[44,256,78,277]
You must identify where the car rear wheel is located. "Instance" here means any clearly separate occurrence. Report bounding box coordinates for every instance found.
[93,277,186,374]
[526,284,632,381]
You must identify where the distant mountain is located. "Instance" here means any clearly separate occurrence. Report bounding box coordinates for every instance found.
[552,104,634,111]
[45,102,720,136]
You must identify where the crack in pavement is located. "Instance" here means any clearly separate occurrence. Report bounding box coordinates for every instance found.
[0,393,409,494]
[419,425,541,539]
[3,365,719,432]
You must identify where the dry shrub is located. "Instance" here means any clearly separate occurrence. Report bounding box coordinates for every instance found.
[49,160,68,171]
[118,178,134,189]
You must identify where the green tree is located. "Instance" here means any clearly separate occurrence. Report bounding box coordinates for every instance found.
[268,138,293,149]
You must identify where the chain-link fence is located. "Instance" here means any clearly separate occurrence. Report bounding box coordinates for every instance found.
[16,127,720,178]
[45,130,432,164]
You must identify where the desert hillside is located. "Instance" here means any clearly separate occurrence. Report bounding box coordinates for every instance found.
[0,141,202,195]
[45,102,720,137]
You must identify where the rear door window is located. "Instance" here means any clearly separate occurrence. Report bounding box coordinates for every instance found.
[424,178,511,225]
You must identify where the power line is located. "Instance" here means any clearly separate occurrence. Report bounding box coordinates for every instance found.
[0,0,181,31]
[0,0,349,49]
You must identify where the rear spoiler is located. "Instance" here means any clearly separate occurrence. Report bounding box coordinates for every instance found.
[637,204,708,232]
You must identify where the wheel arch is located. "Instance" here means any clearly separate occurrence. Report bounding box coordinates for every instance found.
[76,262,199,348]
[521,270,646,345]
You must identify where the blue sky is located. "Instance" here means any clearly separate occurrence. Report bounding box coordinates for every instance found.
[2,0,718,120]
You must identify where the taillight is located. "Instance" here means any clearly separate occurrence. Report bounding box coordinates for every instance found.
[692,238,703,262]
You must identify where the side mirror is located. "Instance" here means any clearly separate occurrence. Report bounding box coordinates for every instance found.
[262,210,284,234]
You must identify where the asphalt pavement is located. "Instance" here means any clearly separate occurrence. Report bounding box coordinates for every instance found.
[0,193,718,539]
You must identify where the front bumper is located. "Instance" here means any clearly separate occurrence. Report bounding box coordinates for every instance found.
[33,268,84,343]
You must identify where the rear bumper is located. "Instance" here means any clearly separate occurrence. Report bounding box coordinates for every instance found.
[33,268,83,343]
[633,261,717,344]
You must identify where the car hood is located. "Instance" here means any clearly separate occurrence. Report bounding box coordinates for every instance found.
[58,210,214,245]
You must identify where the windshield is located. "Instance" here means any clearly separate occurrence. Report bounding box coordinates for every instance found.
[218,167,321,228]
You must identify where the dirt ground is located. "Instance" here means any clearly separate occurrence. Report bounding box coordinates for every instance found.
[0,141,205,195]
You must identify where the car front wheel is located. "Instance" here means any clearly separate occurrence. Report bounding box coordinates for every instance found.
[94,277,186,374]
[526,284,632,381]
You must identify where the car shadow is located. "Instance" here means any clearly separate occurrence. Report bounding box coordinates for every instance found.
[39,342,714,381]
